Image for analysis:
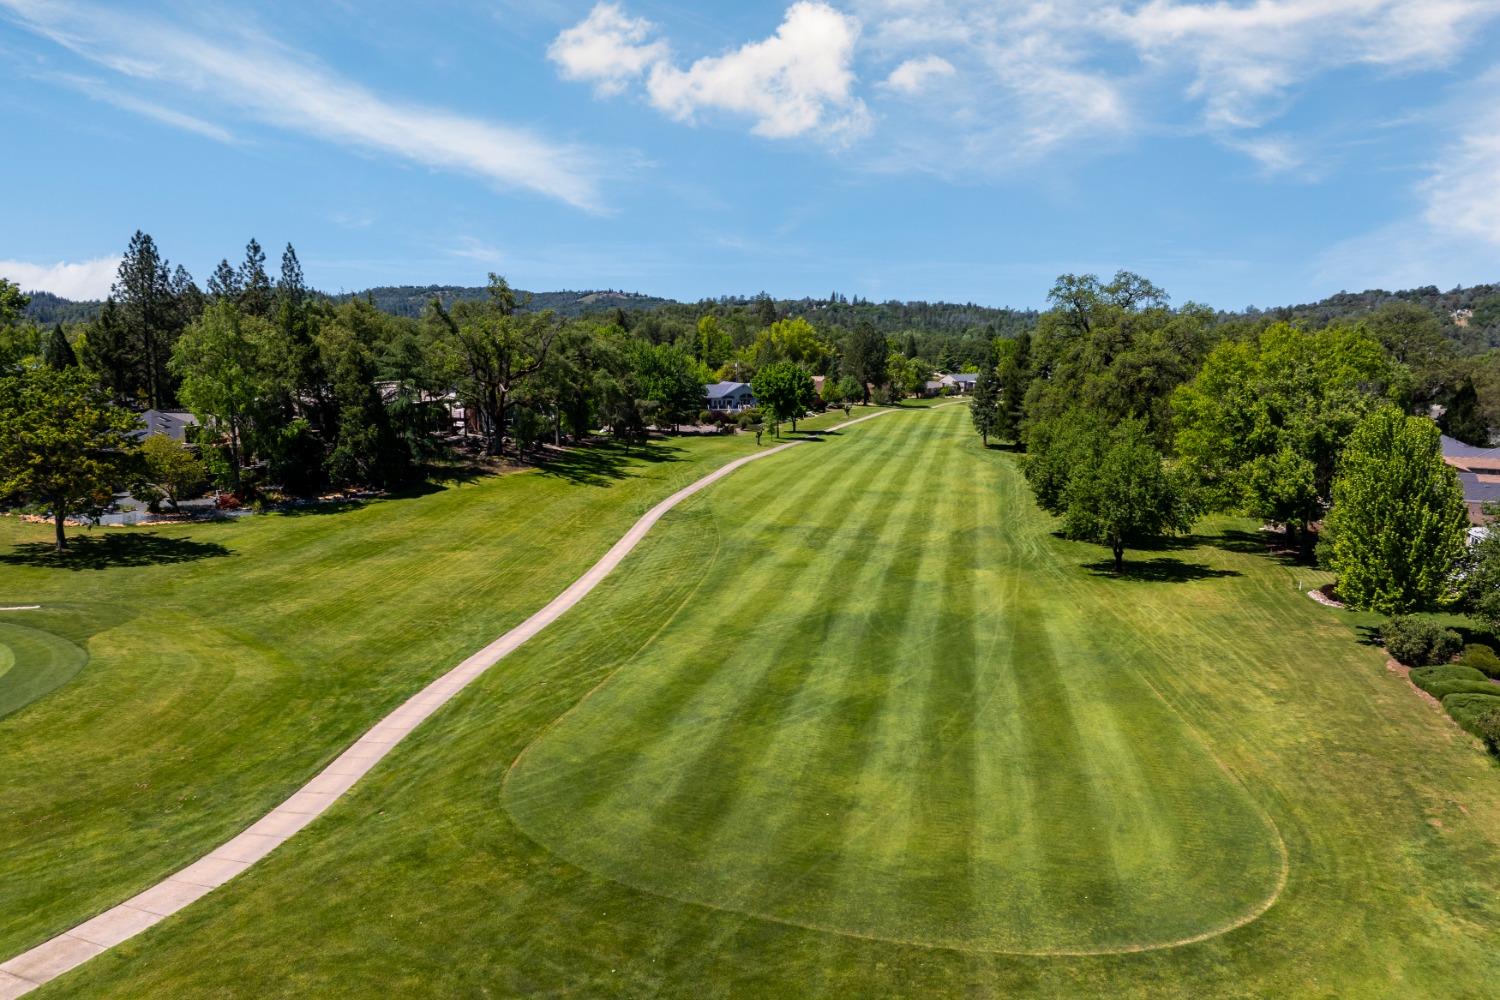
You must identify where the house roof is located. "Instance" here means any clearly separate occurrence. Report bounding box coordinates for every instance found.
[705,381,752,399]
[949,372,979,384]
[135,409,198,441]
[1443,434,1500,472]
[1458,471,1500,506]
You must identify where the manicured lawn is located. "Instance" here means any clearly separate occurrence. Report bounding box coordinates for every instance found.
[19,403,1500,996]
[0,433,761,960]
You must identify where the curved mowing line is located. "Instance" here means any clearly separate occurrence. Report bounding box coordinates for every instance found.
[0,409,898,999]
[502,403,1291,959]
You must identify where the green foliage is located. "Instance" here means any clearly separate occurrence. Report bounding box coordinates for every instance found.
[838,321,886,405]
[1382,617,1462,666]
[884,352,925,398]
[1025,272,1213,449]
[1028,415,1195,572]
[1460,643,1500,678]
[131,434,206,512]
[171,300,270,490]
[0,362,140,549]
[625,340,708,427]
[43,324,77,370]
[1440,692,1500,740]
[748,317,832,373]
[751,360,814,433]
[1462,531,1500,636]
[1410,663,1489,688]
[1173,323,1406,552]
[1323,407,1468,614]
[969,364,1001,445]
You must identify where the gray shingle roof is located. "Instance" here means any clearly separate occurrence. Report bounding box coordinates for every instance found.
[705,381,752,399]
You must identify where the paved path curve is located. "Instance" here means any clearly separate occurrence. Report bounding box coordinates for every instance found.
[0,409,895,998]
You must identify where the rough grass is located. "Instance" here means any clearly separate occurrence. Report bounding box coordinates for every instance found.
[0,433,761,960]
[16,404,1500,997]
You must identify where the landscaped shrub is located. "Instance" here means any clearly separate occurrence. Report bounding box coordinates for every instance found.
[698,409,714,425]
[1420,679,1500,700]
[1410,664,1489,691]
[1473,707,1500,753]
[1383,617,1462,666]
[1460,643,1500,678]
[1441,692,1500,739]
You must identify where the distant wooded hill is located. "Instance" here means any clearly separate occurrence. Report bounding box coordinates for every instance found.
[21,280,1500,350]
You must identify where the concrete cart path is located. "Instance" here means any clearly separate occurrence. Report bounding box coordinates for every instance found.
[0,408,898,998]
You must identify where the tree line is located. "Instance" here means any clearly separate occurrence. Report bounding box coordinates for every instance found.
[0,230,972,550]
[966,271,1480,616]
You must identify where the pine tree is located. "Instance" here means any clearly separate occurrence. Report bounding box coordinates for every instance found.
[207,259,241,301]
[44,324,76,370]
[112,230,177,408]
[238,238,272,318]
[1324,406,1469,614]
[970,365,1001,446]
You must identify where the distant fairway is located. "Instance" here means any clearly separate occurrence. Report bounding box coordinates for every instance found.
[502,409,1284,953]
[15,403,1500,998]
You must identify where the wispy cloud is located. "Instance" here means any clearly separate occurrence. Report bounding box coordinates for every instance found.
[49,72,238,144]
[0,255,120,299]
[0,0,608,210]
[446,237,507,269]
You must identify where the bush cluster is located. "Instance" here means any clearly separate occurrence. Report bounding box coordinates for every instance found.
[1409,649,1500,754]
[1382,617,1462,667]
[1460,643,1500,679]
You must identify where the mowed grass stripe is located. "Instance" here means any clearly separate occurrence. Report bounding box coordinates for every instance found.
[505,412,930,906]
[501,433,866,821]
[708,411,952,920]
[506,403,1287,954]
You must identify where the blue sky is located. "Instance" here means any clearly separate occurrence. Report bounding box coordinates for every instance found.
[2,0,1500,310]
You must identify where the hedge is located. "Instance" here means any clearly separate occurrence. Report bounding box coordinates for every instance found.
[1460,643,1500,679]
[1441,692,1500,739]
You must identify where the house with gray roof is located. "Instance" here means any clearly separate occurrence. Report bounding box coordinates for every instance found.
[705,381,755,413]
[134,410,199,443]
[1442,434,1500,524]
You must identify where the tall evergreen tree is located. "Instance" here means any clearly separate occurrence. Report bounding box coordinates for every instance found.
[970,365,1001,445]
[112,230,179,408]
[238,238,272,318]
[44,324,76,370]
[207,259,241,301]
[1324,407,1468,614]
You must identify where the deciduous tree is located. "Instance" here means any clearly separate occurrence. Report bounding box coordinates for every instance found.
[1323,406,1468,614]
[751,360,814,435]
[0,363,139,550]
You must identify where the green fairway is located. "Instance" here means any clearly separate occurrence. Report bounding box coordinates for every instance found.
[0,619,88,720]
[16,403,1500,997]
[502,408,1284,954]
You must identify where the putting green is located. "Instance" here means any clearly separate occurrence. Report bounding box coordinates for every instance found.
[504,406,1286,954]
[0,621,88,721]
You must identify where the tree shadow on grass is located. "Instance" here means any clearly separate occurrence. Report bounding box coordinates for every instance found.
[536,441,688,488]
[0,532,231,571]
[1083,557,1242,583]
[1201,528,1304,565]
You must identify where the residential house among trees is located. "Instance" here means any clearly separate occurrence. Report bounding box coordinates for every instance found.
[705,381,756,413]
[1441,434,1500,524]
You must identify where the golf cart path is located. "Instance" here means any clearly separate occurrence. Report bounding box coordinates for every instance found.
[0,408,896,998]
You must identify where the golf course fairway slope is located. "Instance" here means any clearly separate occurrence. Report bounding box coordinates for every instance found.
[29,403,1500,998]
[502,406,1285,954]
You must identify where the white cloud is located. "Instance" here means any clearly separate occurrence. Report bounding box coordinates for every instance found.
[1101,0,1500,131]
[1425,126,1500,245]
[881,54,953,94]
[547,2,668,97]
[553,1,870,141]
[0,256,120,299]
[1,0,607,210]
